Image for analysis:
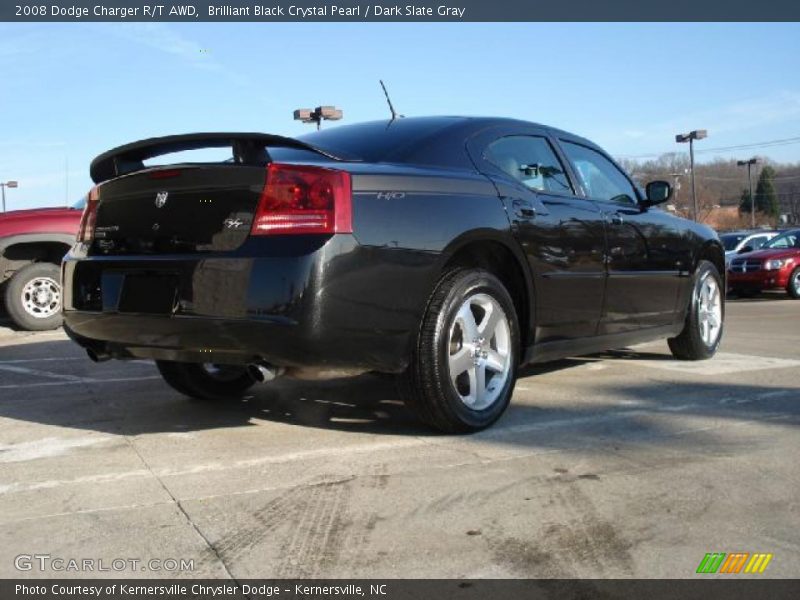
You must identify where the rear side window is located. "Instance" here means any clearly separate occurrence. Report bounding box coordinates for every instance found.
[484,136,572,194]
[561,141,638,205]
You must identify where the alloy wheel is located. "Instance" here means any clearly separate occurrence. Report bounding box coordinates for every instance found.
[697,273,722,347]
[447,293,512,410]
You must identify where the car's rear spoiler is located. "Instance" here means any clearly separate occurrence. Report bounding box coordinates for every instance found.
[89,132,352,183]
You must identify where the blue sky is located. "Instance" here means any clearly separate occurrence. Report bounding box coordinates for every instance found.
[1,22,799,209]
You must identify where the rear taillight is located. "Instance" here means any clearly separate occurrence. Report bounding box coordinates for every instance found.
[251,164,352,235]
[78,186,99,242]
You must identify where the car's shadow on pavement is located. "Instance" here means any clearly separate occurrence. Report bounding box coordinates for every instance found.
[0,339,797,452]
[726,291,790,303]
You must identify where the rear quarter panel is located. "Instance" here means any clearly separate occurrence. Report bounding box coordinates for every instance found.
[340,164,515,348]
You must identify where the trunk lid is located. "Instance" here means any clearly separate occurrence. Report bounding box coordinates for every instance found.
[86,132,352,255]
[92,165,264,254]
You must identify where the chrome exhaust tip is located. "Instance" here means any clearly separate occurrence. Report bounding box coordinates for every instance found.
[247,362,282,383]
[86,348,111,363]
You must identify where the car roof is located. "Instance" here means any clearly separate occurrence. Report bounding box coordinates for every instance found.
[298,116,599,168]
[723,230,776,236]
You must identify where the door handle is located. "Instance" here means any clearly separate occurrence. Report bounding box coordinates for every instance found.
[604,211,624,225]
[512,199,536,219]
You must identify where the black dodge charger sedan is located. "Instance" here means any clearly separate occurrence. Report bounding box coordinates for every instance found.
[63,117,725,432]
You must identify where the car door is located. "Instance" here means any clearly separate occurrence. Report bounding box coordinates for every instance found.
[558,140,687,333]
[472,132,607,343]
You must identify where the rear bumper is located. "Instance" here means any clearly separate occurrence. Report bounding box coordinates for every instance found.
[63,312,403,371]
[62,235,427,372]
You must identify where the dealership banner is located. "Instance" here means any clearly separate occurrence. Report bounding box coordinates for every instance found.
[3,579,800,599]
[3,0,800,21]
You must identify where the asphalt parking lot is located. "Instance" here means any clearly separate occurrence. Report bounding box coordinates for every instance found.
[0,296,797,579]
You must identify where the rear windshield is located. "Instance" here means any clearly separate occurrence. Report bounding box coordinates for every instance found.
[298,118,463,163]
[268,147,332,163]
[143,147,234,166]
[764,230,800,249]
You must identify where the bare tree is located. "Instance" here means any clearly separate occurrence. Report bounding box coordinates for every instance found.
[617,153,800,228]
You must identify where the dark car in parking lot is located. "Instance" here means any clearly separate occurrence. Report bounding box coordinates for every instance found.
[62,117,725,432]
[728,228,800,298]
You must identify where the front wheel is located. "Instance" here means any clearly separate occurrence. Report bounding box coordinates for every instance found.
[668,260,724,360]
[4,263,63,331]
[786,267,800,299]
[399,269,520,433]
[156,361,256,401]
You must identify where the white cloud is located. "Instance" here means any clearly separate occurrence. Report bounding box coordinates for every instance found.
[111,23,209,65]
[93,23,248,85]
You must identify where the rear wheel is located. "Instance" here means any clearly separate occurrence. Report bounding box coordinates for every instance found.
[787,267,800,299]
[399,269,519,433]
[668,260,724,360]
[156,361,255,401]
[4,263,63,331]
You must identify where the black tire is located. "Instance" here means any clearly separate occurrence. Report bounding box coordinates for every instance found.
[4,263,63,331]
[156,361,256,401]
[399,269,520,433]
[786,267,800,299]
[668,260,724,360]
[0,281,7,317]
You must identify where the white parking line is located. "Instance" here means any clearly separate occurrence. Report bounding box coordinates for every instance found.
[0,436,112,464]
[0,364,84,382]
[0,409,793,504]
[0,357,85,364]
[0,376,162,390]
[610,352,800,375]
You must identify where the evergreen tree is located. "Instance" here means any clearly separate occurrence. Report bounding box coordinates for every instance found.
[739,187,753,213]
[754,166,779,217]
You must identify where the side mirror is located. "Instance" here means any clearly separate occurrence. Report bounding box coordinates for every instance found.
[738,246,753,254]
[643,180,672,206]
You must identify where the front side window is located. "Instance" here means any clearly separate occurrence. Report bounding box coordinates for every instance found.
[561,142,638,205]
[484,136,572,194]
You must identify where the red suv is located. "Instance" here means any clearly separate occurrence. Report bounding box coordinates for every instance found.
[0,201,82,329]
[728,228,800,299]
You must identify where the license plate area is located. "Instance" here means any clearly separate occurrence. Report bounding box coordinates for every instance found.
[117,273,178,314]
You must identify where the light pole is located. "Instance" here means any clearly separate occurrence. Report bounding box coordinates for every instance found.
[293,106,343,131]
[675,130,707,221]
[1,180,19,212]
[737,158,759,229]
